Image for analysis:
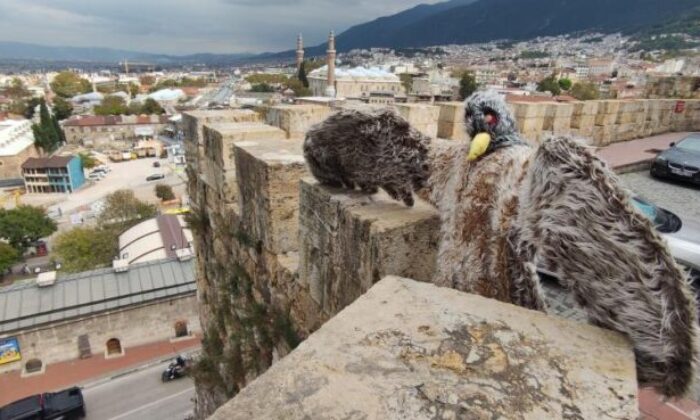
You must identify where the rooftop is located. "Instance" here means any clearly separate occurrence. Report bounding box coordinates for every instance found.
[0,258,195,334]
[0,120,36,157]
[309,65,401,82]
[21,155,75,170]
[63,115,170,127]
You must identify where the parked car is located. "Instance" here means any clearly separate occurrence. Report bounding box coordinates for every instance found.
[146,173,165,182]
[87,173,102,181]
[153,161,161,168]
[650,133,700,185]
[0,387,85,420]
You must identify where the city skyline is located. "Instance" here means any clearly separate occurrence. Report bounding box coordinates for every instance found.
[0,0,444,55]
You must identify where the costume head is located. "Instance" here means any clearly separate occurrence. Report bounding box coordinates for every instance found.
[464,91,522,160]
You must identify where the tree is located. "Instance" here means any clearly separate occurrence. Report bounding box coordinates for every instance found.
[0,243,19,275]
[50,71,92,98]
[54,227,118,273]
[537,75,561,95]
[399,74,413,94]
[52,97,73,120]
[140,98,165,115]
[286,78,311,97]
[459,71,478,100]
[32,99,60,154]
[4,78,29,99]
[0,206,57,252]
[78,152,98,170]
[97,190,157,232]
[558,78,572,91]
[51,115,66,145]
[23,97,41,120]
[94,96,128,116]
[250,83,275,93]
[140,75,156,86]
[155,184,175,201]
[297,62,309,88]
[128,83,140,98]
[570,82,600,101]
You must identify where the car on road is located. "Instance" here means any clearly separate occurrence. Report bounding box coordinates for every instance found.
[146,173,165,182]
[153,161,161,168]
[650,133,700,185]
[0,387,85,420]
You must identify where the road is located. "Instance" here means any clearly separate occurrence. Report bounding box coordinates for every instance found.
[82,361,194,420]
[620,170,700,220]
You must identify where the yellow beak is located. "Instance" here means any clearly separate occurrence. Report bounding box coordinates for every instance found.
[467,132,492,161]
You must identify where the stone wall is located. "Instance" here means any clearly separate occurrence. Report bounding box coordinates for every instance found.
[186,100,700,418]
[0,295,200,375]
[435,98,700,145]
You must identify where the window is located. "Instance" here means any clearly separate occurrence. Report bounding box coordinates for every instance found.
[106,338,123,356]
[24,358,43,374]
[174,321,189,338]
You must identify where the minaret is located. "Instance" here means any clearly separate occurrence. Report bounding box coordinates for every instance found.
[325,31,336,98]
[124,59,129,74]
[296,34,304,70]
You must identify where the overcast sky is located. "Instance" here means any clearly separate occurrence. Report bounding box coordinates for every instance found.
[0,0,440,55]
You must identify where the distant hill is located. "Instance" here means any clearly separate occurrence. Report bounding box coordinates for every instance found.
[0,41,253,65]
[332,0,700,50]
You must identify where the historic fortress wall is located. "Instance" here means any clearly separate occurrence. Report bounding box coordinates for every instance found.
[436,98,700,146]
[183,103,659,418]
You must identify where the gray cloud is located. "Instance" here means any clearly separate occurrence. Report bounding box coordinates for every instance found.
[0,0,440,55]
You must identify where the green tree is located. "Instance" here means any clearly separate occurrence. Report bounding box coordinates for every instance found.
[8,100,27,117]
[54,227,118,272]
[140,98,165,115]
[52,97,73,120]
[570,82,600,101]
[459,71,478,100]
[155,184,175,201]
[94,96,129,116]
[298,62,309,88]
[78,152,98,170]
[250,83,275,93]
[51,115,66,145]
[245,74,289,85]
[558,78,572,91]
[5,78,29,99]
[0,242,20,275]
[98,190,157,232]
[32,99,60,154]
[286,78,311,97]
[23,97,41,120]
[0,206,57,252]
[537,75,561,95]
[399,74,413,94]
[50,71,92,98]
[128,83,140,98]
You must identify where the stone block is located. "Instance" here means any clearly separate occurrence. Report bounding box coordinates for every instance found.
[210,276,638,420]
[235,138,308,255]
[298,180,440,316]
[517,117,544,135]
[395,103,440,138]
[510,102,548,119]
[542,102,573,134]
[265,105,333,139]
[437,121,468,141]
[437,101,465,124]
[203,123,286,171]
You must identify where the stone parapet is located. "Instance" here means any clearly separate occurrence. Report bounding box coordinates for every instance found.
[265,104,332,139]
[437,101,468,140]
[298,180,440,317]
[210,276,638,420]
[234,138,308,255]
[395,103,440,138]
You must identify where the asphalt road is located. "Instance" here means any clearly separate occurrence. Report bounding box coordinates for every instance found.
[82,361,195,420]
[620,170,700,220]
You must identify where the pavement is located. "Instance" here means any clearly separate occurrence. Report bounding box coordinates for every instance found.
[0,335,201,407]
[82,361,194,420]
[595,131,691,173]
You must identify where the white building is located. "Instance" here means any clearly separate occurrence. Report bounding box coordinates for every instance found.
[0,120,40,181]
[118,214,193,265]
[308,66,404,99]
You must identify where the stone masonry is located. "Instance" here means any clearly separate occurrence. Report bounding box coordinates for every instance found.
[211,276,638,420]
[183,102,672,418]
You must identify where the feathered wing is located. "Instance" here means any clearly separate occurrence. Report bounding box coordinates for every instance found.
[513,135,698,397]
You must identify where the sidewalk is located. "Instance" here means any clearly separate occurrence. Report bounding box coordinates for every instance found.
[0,335,201,406]
[595,131,690,173]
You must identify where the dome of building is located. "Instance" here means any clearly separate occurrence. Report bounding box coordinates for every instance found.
[309,65,400,82]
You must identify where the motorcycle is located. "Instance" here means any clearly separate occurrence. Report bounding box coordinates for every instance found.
[161,356,189,382]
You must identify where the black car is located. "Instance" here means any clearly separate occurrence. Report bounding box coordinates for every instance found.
[650,133,700,184]
[153,161,161,168]
[146,173,165,182]
[0,387,85,420]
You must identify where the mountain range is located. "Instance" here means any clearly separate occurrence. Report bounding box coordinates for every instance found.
[0,41,253,65]
[1,0,699,64]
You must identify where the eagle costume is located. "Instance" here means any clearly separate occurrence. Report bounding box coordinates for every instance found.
[304,91,698,398]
